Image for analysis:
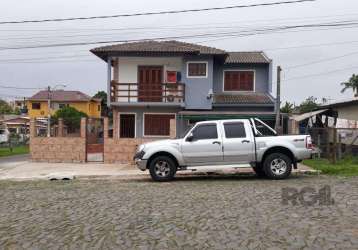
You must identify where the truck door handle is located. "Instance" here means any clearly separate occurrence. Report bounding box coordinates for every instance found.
[212,141,221,145]
[242,140,250,143]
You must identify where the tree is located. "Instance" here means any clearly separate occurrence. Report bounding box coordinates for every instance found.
[51,106,87,132]
[93,91,111,117]
[299,96,319,113]
[341,74,358,97]
[280,101,294,114]
[0,99,16,115]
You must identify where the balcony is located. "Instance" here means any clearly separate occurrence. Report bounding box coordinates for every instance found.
[110,81,185,105]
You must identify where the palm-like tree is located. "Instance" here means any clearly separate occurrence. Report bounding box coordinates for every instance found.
[341,74,358,97]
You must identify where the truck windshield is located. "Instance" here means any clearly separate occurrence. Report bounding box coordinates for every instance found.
[253,119,277,137]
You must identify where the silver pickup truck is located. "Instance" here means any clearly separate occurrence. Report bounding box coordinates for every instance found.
[134,119,312,181]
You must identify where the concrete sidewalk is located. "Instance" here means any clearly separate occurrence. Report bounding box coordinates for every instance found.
[0,159,319,181]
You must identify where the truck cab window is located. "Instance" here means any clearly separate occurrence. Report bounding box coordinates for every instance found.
[224,122,246,138]
[191,124,217,140]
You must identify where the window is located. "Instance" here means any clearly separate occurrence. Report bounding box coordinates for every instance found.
[224,71,254,91]
[144,114,175,136]
[187,62,207,77]
[58,103,68,109]
[98,105,101,111]
[120,114,135,138]
[32,103,41,110]
[224,122,246,138]
[191,124,218,140]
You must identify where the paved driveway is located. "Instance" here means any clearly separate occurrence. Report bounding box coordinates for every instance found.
[0,175,357,249]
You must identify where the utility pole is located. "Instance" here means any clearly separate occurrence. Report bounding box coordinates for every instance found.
[275,66,282,133]
[47,86,51,137]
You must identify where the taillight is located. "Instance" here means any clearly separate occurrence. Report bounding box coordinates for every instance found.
[306,136,313,149]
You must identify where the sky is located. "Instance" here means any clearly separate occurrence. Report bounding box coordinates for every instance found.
[0,0,358,105]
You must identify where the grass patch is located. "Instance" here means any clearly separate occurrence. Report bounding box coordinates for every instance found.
[0,145,29,157]
[303,157,358,176]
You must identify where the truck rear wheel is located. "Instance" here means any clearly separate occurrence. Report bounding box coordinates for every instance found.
[149,156,177,182]
[263,153,292,180]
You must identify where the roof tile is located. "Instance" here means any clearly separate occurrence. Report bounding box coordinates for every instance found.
[28,90,98,102]
[213,93,274,105]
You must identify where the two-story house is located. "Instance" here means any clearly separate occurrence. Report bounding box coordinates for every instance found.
[91,40,276,138]
[27,90,101,118]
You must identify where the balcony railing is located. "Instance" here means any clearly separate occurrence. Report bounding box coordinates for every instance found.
[110,81,185,104]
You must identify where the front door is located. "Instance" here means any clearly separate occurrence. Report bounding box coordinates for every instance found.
[138,66,163,102]
[181,123,223,165]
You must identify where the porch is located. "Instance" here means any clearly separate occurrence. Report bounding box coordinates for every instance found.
[110,81,185,106]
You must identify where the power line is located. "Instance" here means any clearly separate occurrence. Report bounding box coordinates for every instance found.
[285,65,358,81]
[2,19,358,51]
[0,84,45,90]
[264,39,358,51]
[286,51,358,69]
[0,0,316,25]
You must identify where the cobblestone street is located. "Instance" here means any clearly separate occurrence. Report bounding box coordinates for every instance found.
[1,175,358,249]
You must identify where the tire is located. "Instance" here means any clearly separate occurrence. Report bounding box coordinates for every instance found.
[252,164,266,178]
[263,153,292,180]
[149,156,177,182]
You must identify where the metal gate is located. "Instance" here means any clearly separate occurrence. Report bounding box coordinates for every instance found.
[86,118,104,162]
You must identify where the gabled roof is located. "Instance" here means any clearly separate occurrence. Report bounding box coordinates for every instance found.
[28,90,100,102]
[91,40,272,64]
[225,52,271,64]
[91,40,226,60]
[213,93,275,105]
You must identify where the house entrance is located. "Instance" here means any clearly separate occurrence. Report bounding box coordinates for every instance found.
[86,118,104,162]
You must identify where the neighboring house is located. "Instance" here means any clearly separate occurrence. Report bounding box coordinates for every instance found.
[320,98,358,121]
[27,90,101,118]
[0,116,47,141]
[91,40,276,138]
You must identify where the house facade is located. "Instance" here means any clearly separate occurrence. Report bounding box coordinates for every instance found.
[91,40,276,139]
[27,90,101,119]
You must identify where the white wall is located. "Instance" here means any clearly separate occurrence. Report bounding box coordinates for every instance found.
[115,57,182,83]
[336,105,358,121]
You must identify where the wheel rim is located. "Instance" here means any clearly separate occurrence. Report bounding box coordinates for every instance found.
[154,160,170,177]
[270,158,287,175]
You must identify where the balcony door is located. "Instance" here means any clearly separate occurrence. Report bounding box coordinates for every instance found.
[138,66,163,102]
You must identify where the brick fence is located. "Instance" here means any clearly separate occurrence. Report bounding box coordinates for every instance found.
[30,117,176,164]
[30,118,87,163]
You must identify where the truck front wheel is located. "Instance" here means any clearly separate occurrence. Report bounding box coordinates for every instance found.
[149,156,177,182]
[263,153,292,180]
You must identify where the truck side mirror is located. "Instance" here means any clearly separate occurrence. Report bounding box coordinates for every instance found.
[186,133,194,142]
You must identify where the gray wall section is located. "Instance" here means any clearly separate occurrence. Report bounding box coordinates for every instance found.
[181,55,214,110]
[116,106,183,138]
[213,62,270,94]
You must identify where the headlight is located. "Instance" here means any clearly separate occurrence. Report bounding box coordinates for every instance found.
[137,144,145,152]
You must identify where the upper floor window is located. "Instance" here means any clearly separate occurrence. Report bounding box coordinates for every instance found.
[31,103,41,110]
[58,103,69,109]
[187,62,208,78]
[224,70,254,91]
